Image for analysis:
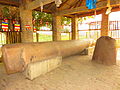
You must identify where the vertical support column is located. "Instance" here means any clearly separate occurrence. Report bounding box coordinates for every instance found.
[71,15,78,40]
[36,33,39,42]
[52,15,62,41]
[20,1,33,43]
[101,11,109,36]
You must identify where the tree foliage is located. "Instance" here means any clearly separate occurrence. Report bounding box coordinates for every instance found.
[78,16,94,24]
[32,11,52,27]
[0,5,94,31]
[0,6,19,19]
[32,11,72,27]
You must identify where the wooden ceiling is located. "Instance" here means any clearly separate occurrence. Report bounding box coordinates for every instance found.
[34,0,84,13]
[0,0,105,11]
[0,0,19,6]
[34,0,107,14]
[0,0,120,17]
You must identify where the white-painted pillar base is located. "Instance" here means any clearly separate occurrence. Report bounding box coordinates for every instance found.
[23,56,62,80]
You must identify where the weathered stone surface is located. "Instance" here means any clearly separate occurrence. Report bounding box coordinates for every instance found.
[92,36,116,65]
[24,56,62,80]
[88,46,95,56]
[2,40,90,74]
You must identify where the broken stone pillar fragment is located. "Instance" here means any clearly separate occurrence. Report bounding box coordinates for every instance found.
[92,36,116,65]
[2,40,91,74]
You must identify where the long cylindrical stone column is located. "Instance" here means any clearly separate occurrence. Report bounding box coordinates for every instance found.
[2,40,91,74]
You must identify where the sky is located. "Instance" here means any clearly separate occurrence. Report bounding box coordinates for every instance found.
[110,11,120,21]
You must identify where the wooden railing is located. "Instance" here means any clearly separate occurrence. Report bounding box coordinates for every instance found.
[78,21,101,40]
[78,21,120,47]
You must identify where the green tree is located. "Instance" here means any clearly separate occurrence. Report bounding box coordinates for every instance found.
[32,11,71,29]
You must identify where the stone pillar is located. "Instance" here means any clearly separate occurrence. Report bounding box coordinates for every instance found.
[71,16,78,40]
[20,1,33,43]
[52,15,61,41]
[101,11,109,36]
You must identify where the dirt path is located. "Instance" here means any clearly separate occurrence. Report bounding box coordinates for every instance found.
[1,55,120,90]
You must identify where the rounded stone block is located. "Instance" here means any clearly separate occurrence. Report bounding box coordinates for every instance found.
[92,36,116,65]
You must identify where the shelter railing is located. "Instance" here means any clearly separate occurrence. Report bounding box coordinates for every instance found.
[0,18,21,45]
[33,30,53,42]
[78,21,101,40]
[78,21,120,42]
[61,31,71,40]
[109,21,120,45]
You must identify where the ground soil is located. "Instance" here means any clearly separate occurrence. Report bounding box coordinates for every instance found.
[0,50,120,90]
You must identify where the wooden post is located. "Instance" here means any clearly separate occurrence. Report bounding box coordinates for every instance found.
[71,15,78,40]
[52,15,62,41]
[36,33,39,42]
[20,0,33,43]
[101,10,109,36]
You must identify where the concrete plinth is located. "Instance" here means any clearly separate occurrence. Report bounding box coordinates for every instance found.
[23,56,62,80]
[92,36,116,65]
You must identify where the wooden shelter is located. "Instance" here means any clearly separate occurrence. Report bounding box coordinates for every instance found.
[0,0,119,87]
[0,0,120,43]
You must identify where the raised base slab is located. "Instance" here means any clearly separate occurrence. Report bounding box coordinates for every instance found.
[23,56,62,80]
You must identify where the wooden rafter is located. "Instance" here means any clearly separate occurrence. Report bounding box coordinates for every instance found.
[0,0,19,7]
[78,0,83,7]
[58,0,75,10]
[25,0,55,10]
[77,8,105,17]
[73,1,80,8]
[77,6,120,17]
[46,3,56,12]
[68,0,79,9]
[35,7,52,13]
[55,0,120,16]
[74,0,82,8]
[45,2,54,10]
[55,0,107,16]
[58,0,69,9]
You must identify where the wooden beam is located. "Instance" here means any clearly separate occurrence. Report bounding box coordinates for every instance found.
[55,1,107,16]
[64,14,74,18]
[25,0,55,10]
[77,6,120,17]
[68,0,79,9]
[35,7,52,13]
[0,0,19,7]
[76,0,83,8]
[58,0,81,11]
[58,0,70,10]
[77,9,105,17]
[55,0,120,16]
